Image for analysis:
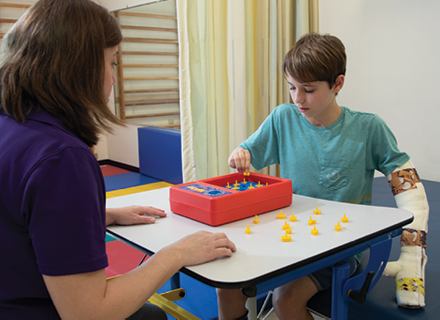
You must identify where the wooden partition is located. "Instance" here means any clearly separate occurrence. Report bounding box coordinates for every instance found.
[1,2,180,129]
[114,2,180,129]
[0,2,31,39]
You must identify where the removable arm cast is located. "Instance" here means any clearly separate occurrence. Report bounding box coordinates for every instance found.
[383,159,429,308]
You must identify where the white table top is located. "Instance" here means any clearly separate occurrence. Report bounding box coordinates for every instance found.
[107,187,412,288]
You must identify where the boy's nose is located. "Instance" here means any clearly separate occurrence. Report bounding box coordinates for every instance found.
[293,91,305,105]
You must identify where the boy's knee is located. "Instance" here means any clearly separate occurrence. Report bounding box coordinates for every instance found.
[272,287,309,316]
[272,291,287,311]
[216,288,230,300]
[272,289,295,316]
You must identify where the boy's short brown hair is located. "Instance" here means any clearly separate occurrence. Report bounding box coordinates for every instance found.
[282,33,346,88]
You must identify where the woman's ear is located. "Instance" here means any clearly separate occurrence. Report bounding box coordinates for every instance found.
[333,74,345,94]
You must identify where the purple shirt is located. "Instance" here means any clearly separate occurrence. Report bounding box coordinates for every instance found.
[0,110,108,319]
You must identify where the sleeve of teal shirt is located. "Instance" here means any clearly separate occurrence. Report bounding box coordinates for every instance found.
[369,114,410,176]
[240,107,283,171]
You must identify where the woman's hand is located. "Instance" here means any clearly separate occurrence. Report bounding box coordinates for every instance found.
[106,205,167,226]
[168,231,237,266]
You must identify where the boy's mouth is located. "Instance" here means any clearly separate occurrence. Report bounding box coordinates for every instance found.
[297,106,308,113]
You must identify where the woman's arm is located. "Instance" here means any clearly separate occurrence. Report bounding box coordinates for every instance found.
[43,230,236,320]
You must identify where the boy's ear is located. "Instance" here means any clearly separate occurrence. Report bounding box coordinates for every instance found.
[332,74,345,94]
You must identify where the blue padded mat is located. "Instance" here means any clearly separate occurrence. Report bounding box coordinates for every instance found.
[103,172,161,192]
[138,127,183,184]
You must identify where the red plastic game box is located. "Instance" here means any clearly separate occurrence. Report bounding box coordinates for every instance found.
[169,172,293,226]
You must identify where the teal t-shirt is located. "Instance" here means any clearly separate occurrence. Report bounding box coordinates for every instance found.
[240,104,410,205]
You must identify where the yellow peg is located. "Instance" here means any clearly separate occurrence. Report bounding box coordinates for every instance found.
[289,213,297,222]
[281,230,292,242]
[276,210,286,219]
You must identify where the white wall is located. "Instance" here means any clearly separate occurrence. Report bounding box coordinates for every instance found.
[96,85,139,166]
[319,0,440,182]
[106,124,140,167]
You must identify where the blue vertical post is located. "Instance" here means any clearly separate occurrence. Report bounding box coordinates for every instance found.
[171,273,180,290]
[331,262,350,319]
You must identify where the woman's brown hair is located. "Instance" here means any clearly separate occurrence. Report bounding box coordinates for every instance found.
[0,0,123,147]
[283,32,346,89]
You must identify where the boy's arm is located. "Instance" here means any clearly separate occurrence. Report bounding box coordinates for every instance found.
[383,159,429,308]
[229,106,284,173]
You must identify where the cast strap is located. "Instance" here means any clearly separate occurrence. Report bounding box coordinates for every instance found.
[396,277,425,297]
[401,228,426,248]
[387,160,429,232]
[388,168,420,196]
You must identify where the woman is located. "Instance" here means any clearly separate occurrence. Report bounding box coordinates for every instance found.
[0,1,236,319]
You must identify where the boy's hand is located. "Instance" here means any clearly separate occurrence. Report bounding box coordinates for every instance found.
[228,147,251,173]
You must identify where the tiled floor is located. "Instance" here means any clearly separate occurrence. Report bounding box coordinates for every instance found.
[100,164,131,177]
[261,308,326,320]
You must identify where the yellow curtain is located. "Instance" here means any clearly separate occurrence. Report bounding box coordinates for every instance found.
[177,0,319,182]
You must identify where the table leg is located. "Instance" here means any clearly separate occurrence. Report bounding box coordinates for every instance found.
[171,273,180,290]
[246,297,258,320]
[332,237,393,319]
[331,262,351,319]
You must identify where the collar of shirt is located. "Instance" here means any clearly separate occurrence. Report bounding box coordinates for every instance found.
[25,109,78,140]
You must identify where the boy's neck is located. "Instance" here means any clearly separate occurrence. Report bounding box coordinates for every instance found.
[307,104,342,128]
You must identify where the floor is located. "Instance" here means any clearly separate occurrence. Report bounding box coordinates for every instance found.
[102,163,440,320]
[260,306,326,320]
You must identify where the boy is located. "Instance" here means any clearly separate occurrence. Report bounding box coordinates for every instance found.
[218,33,428,319]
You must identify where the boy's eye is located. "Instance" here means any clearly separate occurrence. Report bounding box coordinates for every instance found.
[305,89,314,93]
